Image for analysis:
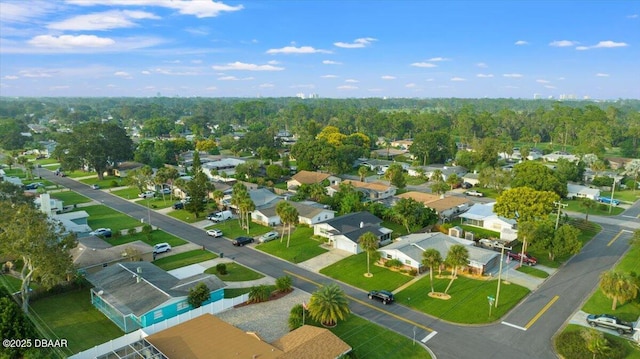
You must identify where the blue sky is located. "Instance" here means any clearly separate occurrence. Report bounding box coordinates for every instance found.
[0,0,638,99]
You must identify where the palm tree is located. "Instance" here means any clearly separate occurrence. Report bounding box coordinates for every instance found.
[284,206,299,248]
[431,169,443,183]
[580,198,597,223]
[308,284,350,327]
[211,190,224,210]
[422,248,443,294]
[599,271,639,310]
[276,201,293,243]
[358,232,379,277]
[446,173,459,190]
[444,245,469,295]
[581,329,611,359]
[358,166,368,182]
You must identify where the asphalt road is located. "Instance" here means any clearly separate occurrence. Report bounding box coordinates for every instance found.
[39,169,637,359]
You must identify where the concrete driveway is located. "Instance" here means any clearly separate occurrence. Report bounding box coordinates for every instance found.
[298,248,352,272]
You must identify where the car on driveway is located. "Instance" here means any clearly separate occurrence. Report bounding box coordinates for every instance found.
[233,236,254,246]
[90,184,100,189]
[138,191,155,199]
[507,251,537,266]
[368,290,394,305]
[159,188,172,195]
[173,202,184,210]
[206,211,221,220]
[90,228,112,238]
[24,182,44,190]
[258,231,279,243]
[586,314,634,334]
[464,190,484,197]
[153,243,172,254]
[206,229,223,238]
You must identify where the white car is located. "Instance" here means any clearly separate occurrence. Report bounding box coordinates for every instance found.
[258,231,279,243]
[138,191,155,199]
[153,243,171,254]
[90,228,112,238]
[206,229,223,238]
[160,188,171,195]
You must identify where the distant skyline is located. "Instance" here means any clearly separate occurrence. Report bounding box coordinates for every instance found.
[0,0,638,99]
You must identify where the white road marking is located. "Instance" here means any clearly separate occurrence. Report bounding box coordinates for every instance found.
[501,321,527,331]
[421,331,438,343]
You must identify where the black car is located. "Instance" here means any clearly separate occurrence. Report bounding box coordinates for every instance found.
[368,290,394,305]
[232,236,254,246]
[461,182,473,189]
[173,202,184,210]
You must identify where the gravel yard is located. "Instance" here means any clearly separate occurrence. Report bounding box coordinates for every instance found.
[216,288,312,343]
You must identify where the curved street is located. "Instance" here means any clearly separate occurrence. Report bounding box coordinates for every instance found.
[40,169,638,359]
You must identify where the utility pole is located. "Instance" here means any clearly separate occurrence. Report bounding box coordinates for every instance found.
[495,244,512,308]
[553,201,568,230]
[609,176,621,214]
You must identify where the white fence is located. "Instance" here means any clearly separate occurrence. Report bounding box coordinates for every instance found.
[69,294,249,359]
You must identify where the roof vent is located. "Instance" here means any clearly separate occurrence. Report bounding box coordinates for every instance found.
[360,221,364,228]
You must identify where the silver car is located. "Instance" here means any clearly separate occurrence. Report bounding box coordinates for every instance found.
[258,231,279,243]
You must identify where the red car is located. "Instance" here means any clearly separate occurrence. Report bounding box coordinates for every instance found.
[507,252,538,266]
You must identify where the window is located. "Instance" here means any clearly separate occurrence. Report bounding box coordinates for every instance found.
[405,260,411,265]
[386,254,392,259]
[177,302,189,311]
[153,310,163,320]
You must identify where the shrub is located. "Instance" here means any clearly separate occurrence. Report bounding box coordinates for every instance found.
[187,283,210,308]
[288,304,307,331]
[555,329,626,359]
[248,285,272,303]
[409,269,418,276]
[275,275,293,293]
[384,259,403,268]
[216,263,227,275]
[128,228,137,236]
[112,230,122,239]
[110,180,119,188]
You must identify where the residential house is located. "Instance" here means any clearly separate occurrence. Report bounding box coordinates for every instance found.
[313,211,392,254]
[462,172,480,186]
[395,192,472,221]
[202,157,246,179]
[356,158,410,172]
[0,169,23,187]
[106,313,352,359]
[72,237,152,271]
[329,180,396,202]
[86,262,225,332]
[34,193,64,215]
[378,232,500,275]
[286,170,341,191]
[390,139,413,150]
[113,161,145,177]
[567,183,600,200]
[370,148,407,159]
[458,202,518,241]
[52,211,92,235]
[252,200,335,226]
[606,157,633,170]
[542,151,579,163]
[407,165,468,181]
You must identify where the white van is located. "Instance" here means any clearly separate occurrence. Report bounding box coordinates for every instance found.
[210,210,233,222]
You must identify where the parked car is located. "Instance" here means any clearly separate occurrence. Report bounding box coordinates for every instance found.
[206,229,223,238]
[159,188,172,195]
[597,197,620,206]
[507,252,537,266]
[90,228,112,238]
[24,182,44,190]
[464,190,484,197]
[138,191,155,199]
[153,243,172,254]
[233,236,254,246]
[586,314,634,334]
[461,182,473,189]
[90,184,100,189]
[368,290,394,305]
[258,231,279,243]
[209,210,232,222]
[173,202,184,210]
[206,211,221,221]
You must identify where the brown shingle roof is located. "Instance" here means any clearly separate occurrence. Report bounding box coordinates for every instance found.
[273,325,352,359]
[397,191,471,212]
[341,179,392,192]
[397,191,440,204]
[291,170,331,185]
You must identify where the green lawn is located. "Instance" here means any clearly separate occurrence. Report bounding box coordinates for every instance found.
[256,227,328,263]
[565,199,625,216]
[381,220,421,238]
[50,190,92,205]
[110,186,144,199]
[78,204,142,232]
[2,168,24,177]
[30,289,122,355]
[395,274,530,324]
[600,189,640,204]
[64,170,96,178]
[404,175,427,186]
[450,219,501,239]
[516,265,549,278]
[0,274,23,293]
[204,262,265,281]
[208,219,272,238]
[223,287,253,298]
[311,314,432,359]
[152,249,218,271]
[582,244,640,322]
[107,229,188,247]
[320,253,414,291]
[167,207,210,223]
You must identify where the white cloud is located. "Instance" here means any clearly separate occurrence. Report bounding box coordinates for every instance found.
[476,62,488,68]
[345,79,359,83]
[576,40,629,50]
[322,60,342,65]
[266,46,331,54]
[334,37,377,48]
[259,83,275,88]
[28,34,115,48]
[367,88,383,92]
[48,10,159,31]
[405,83,417,88]
[627,14,638,18]
[218,76,238,81]
[321,74,338,78]
[558,77,565,80]
[191,60,203,64]
[576,46,589,51]
[114,71,132,78]
[425,78,434,82]
[549,40,578,47]
[49,85,70,90]
[514,40,529,45]
[153,68,199,76]
[503,73,523,78]
[536,79,550,83]
[66,0,243,18]
[267,60,280,65]
[165,60,181,64]
[544,85,556,89]
[19,69,55,78]
[381,75,396,80]
[211,62,284,71]
[411,62,437,68]
[185,27,210,36]
[476,73,494,78]
[3,75,19,80]
[0,1,59,23]
[450,77,466,81]
[141,70,151,75]
[428,57,450,62]
[595,73,609,77]
[205,86,217,91]
[337,85,358,90]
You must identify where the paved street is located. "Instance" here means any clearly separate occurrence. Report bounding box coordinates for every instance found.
[38,169,639,359]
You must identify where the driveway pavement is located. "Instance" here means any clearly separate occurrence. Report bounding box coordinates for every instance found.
[298,247,352,272]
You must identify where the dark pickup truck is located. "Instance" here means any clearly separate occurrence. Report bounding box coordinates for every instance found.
[507,251,538,266]
[586,314,634,335]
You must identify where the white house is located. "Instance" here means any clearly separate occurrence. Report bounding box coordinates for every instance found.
[202,158,246,180]
[251,200,335,226]
[542,151,579,163]
[313,211,392,254]
[328,180,396,202]
[378,232,500,275]
[458,202,518,241]
[34,193,65,215]
[407,165,467,181]
[567,183,600,200]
